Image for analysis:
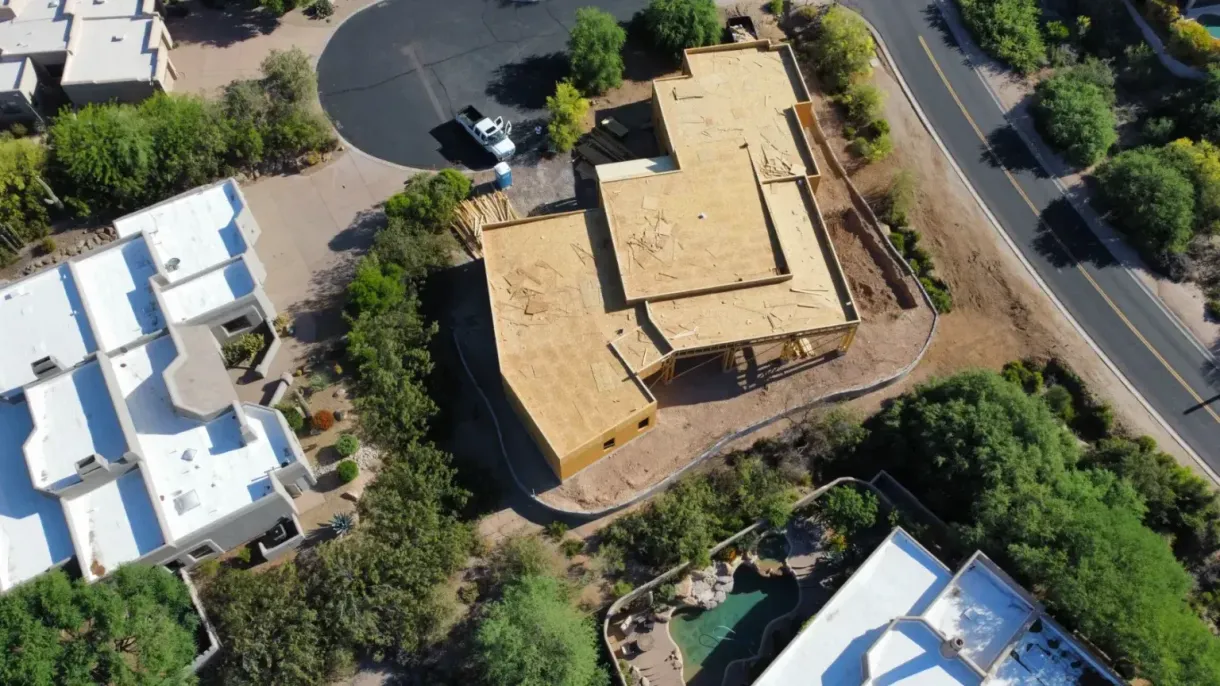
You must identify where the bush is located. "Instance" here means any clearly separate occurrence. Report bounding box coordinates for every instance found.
[546,80,589,153]
[767,0,783,15]
[833,82,884,135]
[310,0,333,18]
[312,409,336,432]
[1043,384,1076,424]
[1033,67,1117,167]
[545,520,569,541]
[818,485,879,537]
[0,138,50,248]
[39,236,55,255]
[1001,359,1043,394]
[336,459,359,484]
[276,403,306,432]
[644,0,721,56]
[560,539,584,558]
[1170,19,1220,68]
[1143,116,1178,145]
[235,546,253,564]
[611,580,634,598]
[569,8,626,95]
[384,169,471,231]
[884,169,917,227]
[1159,138,1220,234]
[1097,148,1196,256]
[852,131,893,163]
[335,434,360,457]
[488,536,564,586]
[222,332,264,367]
[807,6,874,92]
[957,0,1046,74]
[1207,298,1220,320]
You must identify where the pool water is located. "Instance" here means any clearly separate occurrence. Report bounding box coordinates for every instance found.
[1200,15,1220,38]
[670,565,799,686]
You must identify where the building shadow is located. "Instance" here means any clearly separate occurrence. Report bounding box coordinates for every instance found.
[164,0,278,50]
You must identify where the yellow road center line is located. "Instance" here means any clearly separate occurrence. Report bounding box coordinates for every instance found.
[917,35,1220,424]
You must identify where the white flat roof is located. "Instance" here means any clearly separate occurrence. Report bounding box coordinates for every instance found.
[756,529,952,686]
[866,621,982,686]
[22,360,126,491]
[64,468,163,581]
[116,180,248,283]
[72,236,162,353]
[924,561,1034,669]
[991,622,1115,686]
[161,260,255,324]
[0,11,70,56]
[0,55,27,91]
[71,0,147,20]
[112,336,296,542]
[0,400,73,591]
[0,264,95,396]
[60,16,157,85]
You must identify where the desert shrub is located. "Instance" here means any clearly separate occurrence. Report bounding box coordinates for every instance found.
[0,137,50,247]
[38,236,55,255]
[312,409,336,431]
[222,332,264,367]
[310,0,333,18]
[611,580,634,598]
[560,539,584,558]
[1097,147,1196,256]
[568,7,626,95]
[384,169,471,231]
[335,434,360,457]
[852,131,893,162]
[1033,64,1117,167]
[767,0,783,15]
[644,0,721,56]
[1159,138,1220,234]
[276,403,306,432]
[957,0,1046,74]
[920,277,953,313]
[1001,359,1043,394]
[336,459,359,484]
[817,485,879,537]
[1043,384,1076,424]
[594,542,626,575]
[1208,298,1220,320]
[1170,19,1220,68]
[1144,116,1178,145]
[545,520,569,541]
[1144,0,1180,29]
[546,80,589,153]
[833,81,884,135]
[488,536,563,586]
[807,6,874,92]
[884,169,917,227]
[235,546,253,564]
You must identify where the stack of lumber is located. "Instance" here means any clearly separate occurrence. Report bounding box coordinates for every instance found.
[451,191,519,257]
[575,128,634,167]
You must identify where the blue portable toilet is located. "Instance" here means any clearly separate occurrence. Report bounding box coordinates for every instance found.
[494,162,512,190]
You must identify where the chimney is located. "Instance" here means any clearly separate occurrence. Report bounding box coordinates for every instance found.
[940,636,965,659]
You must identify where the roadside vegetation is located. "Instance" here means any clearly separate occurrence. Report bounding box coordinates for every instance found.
[0,565,201,685]
[883,170,953,312]
[1032,58,1117,166]
[958,0,1046,74]
[804,6,892,162]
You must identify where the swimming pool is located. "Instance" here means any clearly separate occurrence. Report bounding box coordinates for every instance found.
[1199,14,1220,38]
[669,564,799,686]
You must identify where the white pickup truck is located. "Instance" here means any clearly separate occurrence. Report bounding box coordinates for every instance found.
[456,105,515,161]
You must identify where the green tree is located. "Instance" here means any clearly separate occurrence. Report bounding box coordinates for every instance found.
[139,93,230,194]
[48,103,155,217]
[807,6,874,93]
[0,137,50,248]
[818,485,879,537]
[488,535,564,586]
[346,302,438,449]
[475,575,608,686]
[1096,147,1196,256]
[204,564,325,686]
[1159,137,1220,233]
[601,475,722,570]
[957,0,1046,74]
[222,79,271,165]
[547,80,589,153]
[568,8,626,95]
[0,566,199,686]
[1034,67,1117,167]
[643,0,721,57]
[346,255,406,316]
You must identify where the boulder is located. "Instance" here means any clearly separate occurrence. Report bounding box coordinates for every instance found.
[713,590,727,604]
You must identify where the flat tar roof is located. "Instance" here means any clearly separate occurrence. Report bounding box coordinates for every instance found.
[482,211,658,459]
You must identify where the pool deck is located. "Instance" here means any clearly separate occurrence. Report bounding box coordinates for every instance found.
[618,620,685,686]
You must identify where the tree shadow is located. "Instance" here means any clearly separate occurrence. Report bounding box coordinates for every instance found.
[919,2,962,57]
[1031,196,1120,270]
[164,0,279,50]
[982,126,1050,179]
[485,51,569,111]
[622,19,679,83]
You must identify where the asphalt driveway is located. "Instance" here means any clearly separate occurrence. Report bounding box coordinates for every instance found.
[318,0,650,169]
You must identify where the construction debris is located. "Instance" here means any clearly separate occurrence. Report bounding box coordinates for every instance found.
[451,191,519,257]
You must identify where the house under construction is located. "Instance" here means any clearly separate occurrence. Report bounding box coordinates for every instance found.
[482,41,860,481]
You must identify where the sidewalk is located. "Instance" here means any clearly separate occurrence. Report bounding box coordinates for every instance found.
[931,0,1220,359]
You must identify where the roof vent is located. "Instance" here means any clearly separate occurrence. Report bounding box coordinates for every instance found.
[30,355,61,379]
[165,257,180,272]
[112,34,125,42]
[173,490,200,515]
[940,636,966,659]
[181,448,196,462]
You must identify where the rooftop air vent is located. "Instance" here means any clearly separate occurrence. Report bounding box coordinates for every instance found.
[173,490,200,515]
[165,257,180,272]
[181,448,196,462]
[30,355,61,379]
[111,34,125,42]
[940,636,966,659]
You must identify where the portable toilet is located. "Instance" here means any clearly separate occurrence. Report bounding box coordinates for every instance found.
[494,162,512,190]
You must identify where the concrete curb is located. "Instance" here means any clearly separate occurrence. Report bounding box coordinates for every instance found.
[854,0,1219,484]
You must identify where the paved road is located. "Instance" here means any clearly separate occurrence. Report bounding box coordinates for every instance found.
[317,0,649,169]
[844,0,1220,468]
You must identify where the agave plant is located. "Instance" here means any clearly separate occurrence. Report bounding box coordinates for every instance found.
[329,512,356,537]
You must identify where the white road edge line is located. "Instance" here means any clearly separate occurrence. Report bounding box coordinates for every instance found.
[857,3,1219,484]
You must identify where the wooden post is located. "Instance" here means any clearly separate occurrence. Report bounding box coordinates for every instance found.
[721,347,737,372]
[839,326,858,354]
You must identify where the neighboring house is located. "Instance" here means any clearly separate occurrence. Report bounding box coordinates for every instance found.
[0,178,314,593]
[754,528,1123,686]
[0,0,175,121]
